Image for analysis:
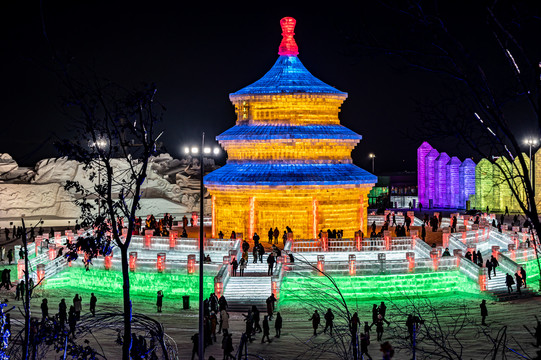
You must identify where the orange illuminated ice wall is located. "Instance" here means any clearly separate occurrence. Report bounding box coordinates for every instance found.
[205,17,377,240]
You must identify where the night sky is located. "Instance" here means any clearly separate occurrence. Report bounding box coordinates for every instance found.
[2,2,540,173]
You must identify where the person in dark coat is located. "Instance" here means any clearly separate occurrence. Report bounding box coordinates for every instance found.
[273,227,280,244]
[190,333,199,360]
[275,312,283,338]
[258,244,265,263]
[360,331,373,360]
[230,258,238,277]
[520,267,527,286]
[486,260,493,280]
[90,293,97,316]
[477,251,483,266]
[261,315,271,343]
[252,305,262,333]
[252,244,258,264]
[40,299,48,321]
[267,254,275,276]
[253,232,260,247]
[59,299,67,328]
[421,224,426,241]
[0,269,11,290]
[505,273,515,294]
[218,295,228,311]
[156,290,164,312]
[222,333,234,359]
[378,302,390,325]
[490,255,499,277]
[480,300,488,325]
[268,228,273,244]
[242,240,249,253]
[309,310,320,336]
[323,308,334,336]
[68,306,77,338]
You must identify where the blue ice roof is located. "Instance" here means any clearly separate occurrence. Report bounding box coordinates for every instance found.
[217,125,362,141]
[230,56,347,96]
[204,163,377,186]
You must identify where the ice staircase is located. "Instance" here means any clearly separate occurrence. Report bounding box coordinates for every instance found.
[482,251,538,301]
[222,253,272,312]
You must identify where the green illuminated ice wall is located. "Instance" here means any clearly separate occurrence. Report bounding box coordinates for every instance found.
[44,268,214,302]
[279,271,483,306]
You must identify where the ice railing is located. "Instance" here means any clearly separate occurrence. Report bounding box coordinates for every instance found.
[290,237,415,253]
[287,256,458,276]
[270,240,292,298]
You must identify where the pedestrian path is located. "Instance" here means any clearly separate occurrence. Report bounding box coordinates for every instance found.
[223,253,272,312]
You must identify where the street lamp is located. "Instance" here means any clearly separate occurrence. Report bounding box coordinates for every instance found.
[89,138,108,216]
[524,138,539,211]
[183,134,220,360]
[369,153,376,173]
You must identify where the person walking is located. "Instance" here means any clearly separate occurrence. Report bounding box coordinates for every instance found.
[89,293,97,316]
[515,272,523,295]
[258,244,265,263]
[275,312,282,338]
[360,331,373,360]
[379,302,390,325]
[59,299,67,328]
[68,305,77,338]
[231,258,238,277]
[273,227,280,244]
[491,255,499,277]
[480,300,488,325]
[222,333,234,359]
[261,315,271,343]
[486,259,493,280]
[323,308,334,336]
[252,305,262,333]
[267,253,275,276]
[267,228,273,244]
[350,312,360,338]
[520,267,527,286]
[221,309,230,336]
[505,273,515,294]
[253,232,260,248]
[252,244,258,263]
[156,290,164,313]
[309,310,320,336]
[40,299,48,321]
[376,318,384,341]
[7,249,13,265]
[239,257,247,277]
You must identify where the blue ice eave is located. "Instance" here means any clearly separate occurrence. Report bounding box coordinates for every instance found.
[204,163,377,186]
[230,56,347,96]
[217,124,362,141]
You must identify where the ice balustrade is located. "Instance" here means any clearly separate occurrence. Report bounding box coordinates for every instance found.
[290,237,415,253]
[288,256,459,276]
[505,245,537,263]
[458,254,483,286]
[414,238,432,259]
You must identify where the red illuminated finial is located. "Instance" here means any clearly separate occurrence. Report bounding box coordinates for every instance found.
[278,17,299,56]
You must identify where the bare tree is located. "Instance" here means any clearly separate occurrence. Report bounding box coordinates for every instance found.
[347,0,541,281]
[55,72,164,359]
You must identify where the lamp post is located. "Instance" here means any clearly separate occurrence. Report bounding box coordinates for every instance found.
[369,153,376,174]
[89,138,107,216]
[184,136,220,360]
[524,138,539,211]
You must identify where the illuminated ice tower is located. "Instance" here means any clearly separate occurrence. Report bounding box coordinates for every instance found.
[205,17,377,239]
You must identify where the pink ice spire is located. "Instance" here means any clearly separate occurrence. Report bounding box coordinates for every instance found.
[278,17,299,56]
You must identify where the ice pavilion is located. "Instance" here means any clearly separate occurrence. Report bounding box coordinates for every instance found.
[205,17,377,239]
